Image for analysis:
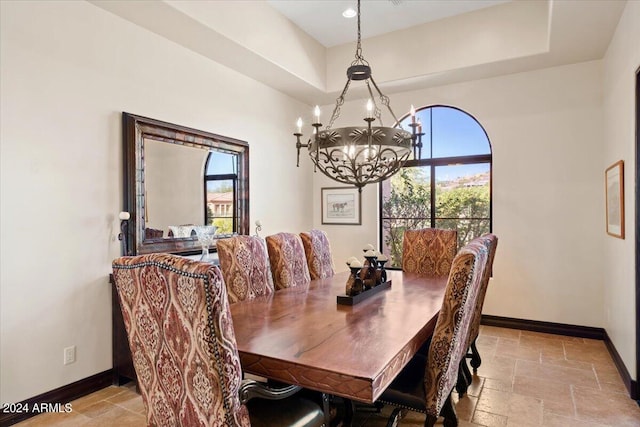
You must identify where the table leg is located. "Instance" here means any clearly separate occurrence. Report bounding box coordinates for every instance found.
[322,393,332,427]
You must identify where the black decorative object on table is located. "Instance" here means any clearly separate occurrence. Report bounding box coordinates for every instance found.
[345,262,364,297]
[362,250,378,290]
[337,281,392,306]
[377,255,388,284]
[339,248,392,305]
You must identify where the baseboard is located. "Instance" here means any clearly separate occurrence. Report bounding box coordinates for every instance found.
[481,314,606,340]
[603,330,639,401]
[481,315,637,400]
[0,369,113,426]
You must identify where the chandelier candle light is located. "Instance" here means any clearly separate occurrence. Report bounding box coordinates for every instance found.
[294,0,423,191]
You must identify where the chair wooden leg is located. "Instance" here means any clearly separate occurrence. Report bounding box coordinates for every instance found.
[464,357,473,384]
[386,408,402,427]
[456,359,471,397]
[470,338,482,371]
[440,392,458,427]
[455,368,467,396]
[342,398,355,427]
[424,414,438,427]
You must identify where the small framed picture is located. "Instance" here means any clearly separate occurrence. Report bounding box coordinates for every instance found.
[605,160,624,239]
[321,187,361,225]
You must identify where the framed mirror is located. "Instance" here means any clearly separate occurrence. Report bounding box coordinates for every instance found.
[122,113,249,255]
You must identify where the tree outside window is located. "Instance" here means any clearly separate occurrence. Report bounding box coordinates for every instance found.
[380,106,492,268]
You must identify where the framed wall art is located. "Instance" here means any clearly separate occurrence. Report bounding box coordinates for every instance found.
[605,160,624,239]
[321,187,361,225]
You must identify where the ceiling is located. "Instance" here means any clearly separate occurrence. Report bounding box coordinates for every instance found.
[90,0,627,105]
[266,0,511,47]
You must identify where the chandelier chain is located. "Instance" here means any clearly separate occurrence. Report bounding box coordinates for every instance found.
[355,0,363,60]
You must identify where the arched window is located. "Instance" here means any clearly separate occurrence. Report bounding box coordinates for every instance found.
[380,105,492,268]
[205,150,241,234]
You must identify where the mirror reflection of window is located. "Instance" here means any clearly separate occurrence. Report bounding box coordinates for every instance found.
[205,151,238,234]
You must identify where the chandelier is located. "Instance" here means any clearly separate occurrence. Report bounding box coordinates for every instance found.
[295,0,423,191]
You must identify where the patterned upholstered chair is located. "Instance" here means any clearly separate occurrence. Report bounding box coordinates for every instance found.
[112,253,324,427]
[456,234,498,395]
[217,235,275,304]
[377,240,489,427]
[402,228,458,277]
[265,232,311,290]
[300,229,335,280]
[145,228,163,239]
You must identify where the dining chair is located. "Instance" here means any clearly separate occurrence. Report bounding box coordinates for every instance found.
[145,227,163,239]
[265,232,311,289]
[456,233,499,396]
[111,253,325,427]
[377,239,489,427]
[402,228,458,277]
[300,229,335,280]
[217,235,275,304]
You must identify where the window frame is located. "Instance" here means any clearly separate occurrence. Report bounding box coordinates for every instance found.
[203,164,239,233]
[378,105,492,265]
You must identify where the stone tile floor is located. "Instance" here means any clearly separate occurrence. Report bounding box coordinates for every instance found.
[15,326,640,426]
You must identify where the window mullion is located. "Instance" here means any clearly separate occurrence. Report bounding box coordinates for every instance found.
[430,164,436,228]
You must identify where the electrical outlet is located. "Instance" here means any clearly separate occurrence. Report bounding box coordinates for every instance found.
[64,346,76,365]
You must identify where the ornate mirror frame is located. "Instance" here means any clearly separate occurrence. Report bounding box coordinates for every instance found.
[122,112,250,255]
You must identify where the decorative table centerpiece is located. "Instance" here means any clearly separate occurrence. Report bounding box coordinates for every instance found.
[338,244,392,306]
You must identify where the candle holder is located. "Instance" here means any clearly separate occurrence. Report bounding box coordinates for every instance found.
[376,258,388,284]
[362,254,378,289]
[409,122,424,160]
[360,249,379,289]
[345,264,364,297]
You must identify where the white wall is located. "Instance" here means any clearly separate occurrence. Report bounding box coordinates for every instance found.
[315,60,605,330]
[602,0,640,379]
[0,0,313,403]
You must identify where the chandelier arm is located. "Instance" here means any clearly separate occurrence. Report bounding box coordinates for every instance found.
[370,76,404,130]
[327,78,351,130]
[365,81,383,126]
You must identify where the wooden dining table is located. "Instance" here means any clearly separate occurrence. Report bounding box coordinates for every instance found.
[229,269,448,405]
